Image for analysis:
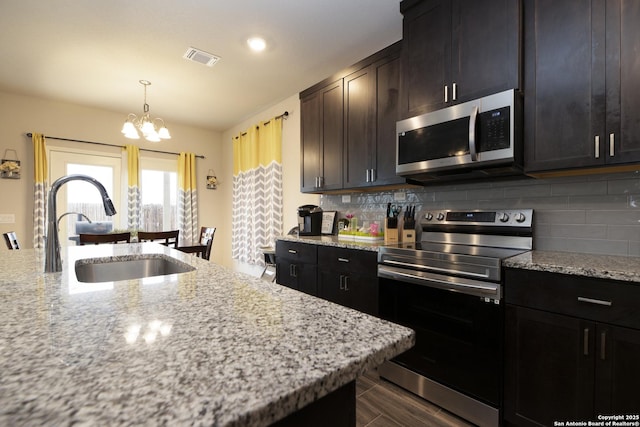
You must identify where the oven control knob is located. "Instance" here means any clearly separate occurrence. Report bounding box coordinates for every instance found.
[436,213,445,221]
[515,213,526,223]
[424,212,433,221]
[499,213,510,223]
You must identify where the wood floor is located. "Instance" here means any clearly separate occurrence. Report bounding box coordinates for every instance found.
[356,370,475,427]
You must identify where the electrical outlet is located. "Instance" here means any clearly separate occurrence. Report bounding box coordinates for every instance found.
[341,195,351,203]
[0,214,15,223]
[393,192,406,202]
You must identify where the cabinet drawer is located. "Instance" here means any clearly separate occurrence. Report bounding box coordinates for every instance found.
[317,246,377,274]
[275,241,317,264]
[505,268,640,330]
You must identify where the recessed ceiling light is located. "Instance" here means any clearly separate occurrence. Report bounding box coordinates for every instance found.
[247,37,266,52]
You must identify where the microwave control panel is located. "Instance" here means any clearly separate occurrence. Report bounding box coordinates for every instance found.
[478,106,510,152]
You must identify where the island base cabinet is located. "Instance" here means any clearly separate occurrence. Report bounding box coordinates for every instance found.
[272,380,355,427]
[504,305,640,426]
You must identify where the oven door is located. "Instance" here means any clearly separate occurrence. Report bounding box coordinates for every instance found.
[378,273,503,407]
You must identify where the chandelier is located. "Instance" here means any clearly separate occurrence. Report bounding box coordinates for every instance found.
[121,80,171,142]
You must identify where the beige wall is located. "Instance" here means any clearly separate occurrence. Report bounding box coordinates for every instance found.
[221,94,319,275]
[0,89,318,274]
[0,89,223,258]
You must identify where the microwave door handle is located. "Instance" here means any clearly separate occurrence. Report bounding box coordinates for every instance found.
[469,105,478,161]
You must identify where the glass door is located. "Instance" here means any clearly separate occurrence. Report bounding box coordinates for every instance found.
[49,149,122,246]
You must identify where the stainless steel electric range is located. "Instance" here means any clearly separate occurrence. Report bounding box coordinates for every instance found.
[378,209,534,427]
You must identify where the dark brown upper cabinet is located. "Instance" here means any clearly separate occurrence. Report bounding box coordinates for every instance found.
[300,42,404,193]
[524,0,640,174]
[300,79,344,193]
[343,43,405,189]
[399,0,521,120]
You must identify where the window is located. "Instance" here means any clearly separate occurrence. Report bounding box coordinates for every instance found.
[140,157,177,232]
[49,148,122,245]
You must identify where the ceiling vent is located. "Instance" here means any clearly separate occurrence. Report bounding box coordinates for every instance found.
[183,47,221,67]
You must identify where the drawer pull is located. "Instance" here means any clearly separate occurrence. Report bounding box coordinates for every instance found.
[577,296,612,307]
[337,257,350,263]
[583,328,589,356]
[288,249,297,254]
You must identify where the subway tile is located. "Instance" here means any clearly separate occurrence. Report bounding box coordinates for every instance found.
[607,225,640,241]
[586,210,640,225]
[434,190,468,202]
[466,187,505,200]
[568,195,629,210]
[535,223,607,239]
[504,183,551,199]
[534,209,586,224]
[607,177,640,195]
[535,236,629,256]
[551,181,607,196]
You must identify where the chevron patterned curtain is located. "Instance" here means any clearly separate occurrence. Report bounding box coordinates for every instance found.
[232,116,283,265]
[32,133,48,249]
[124,145,141,231]
[178,152,198,245]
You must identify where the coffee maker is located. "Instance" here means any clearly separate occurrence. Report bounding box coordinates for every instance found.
[297,205,323,236]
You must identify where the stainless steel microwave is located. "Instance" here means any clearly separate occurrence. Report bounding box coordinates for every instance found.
[396,89,523,183]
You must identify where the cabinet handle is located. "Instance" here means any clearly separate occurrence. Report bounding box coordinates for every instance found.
[339,275,345,290]
[370,168,376,182]
[584,328,590,356]
[595,135,600,159]
[337,257,350,263]
[444,85,449,103]
[288,249,297,254]
[578,296,612,307]
[600,331,607,360]
[344,275,349,291]
[318,176,323,187]
[452,82,457,101]
[609,133,615,157]
[365,169,370,182]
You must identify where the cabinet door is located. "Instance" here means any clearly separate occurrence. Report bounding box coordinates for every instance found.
[504,305,594,426]
[594,324,640,415]
[343,65,375,189]
[372,52,405,187]
[300,90,322,192]
[340,273,378,316]
[605,0,640,164]
[275,259,317,296]
[399,0,451,118]
[451,0,521,104]
[524,0,607,172]
[300,80,343,193]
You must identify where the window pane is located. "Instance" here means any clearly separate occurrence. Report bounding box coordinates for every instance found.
[66,164,116,243]
[140,169,177,231]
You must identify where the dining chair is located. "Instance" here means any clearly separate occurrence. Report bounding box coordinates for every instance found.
[137,230,180,248]
[178,227,215,260]
[79,232,131,245]
[3,231,20,250]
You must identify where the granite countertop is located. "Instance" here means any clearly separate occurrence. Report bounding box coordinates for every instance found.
[284,236,640,284]
[504,250,640,283]
[277,235,383,252]
[0,243,414,426]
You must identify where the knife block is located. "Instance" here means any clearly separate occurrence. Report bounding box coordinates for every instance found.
[384,218,399,244]
[401,229,416,243]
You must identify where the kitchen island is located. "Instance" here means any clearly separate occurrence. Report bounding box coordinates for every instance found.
[0,243,414,426]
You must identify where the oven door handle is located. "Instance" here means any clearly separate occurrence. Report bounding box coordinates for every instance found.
[381,259,490,279]
[378,265,500,300]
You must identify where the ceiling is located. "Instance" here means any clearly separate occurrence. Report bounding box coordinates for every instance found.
[0,0,402,132]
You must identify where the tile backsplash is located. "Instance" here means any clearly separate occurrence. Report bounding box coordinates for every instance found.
[320,171,640,257]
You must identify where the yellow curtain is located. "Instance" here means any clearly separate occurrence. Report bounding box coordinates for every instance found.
[178,152,198,245]
[123,145,140,230]
[232,116,283,265]
[32,133,48,249]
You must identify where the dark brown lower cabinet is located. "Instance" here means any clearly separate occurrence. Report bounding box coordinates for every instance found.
[275,241,318,296]
[317,246,378,316]
[275,241,379,315]
[504,269,640,426]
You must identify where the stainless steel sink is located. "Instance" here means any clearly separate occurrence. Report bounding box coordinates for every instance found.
[75,254,195,283]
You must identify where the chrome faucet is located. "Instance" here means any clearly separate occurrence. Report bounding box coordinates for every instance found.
[45,174,117,273]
